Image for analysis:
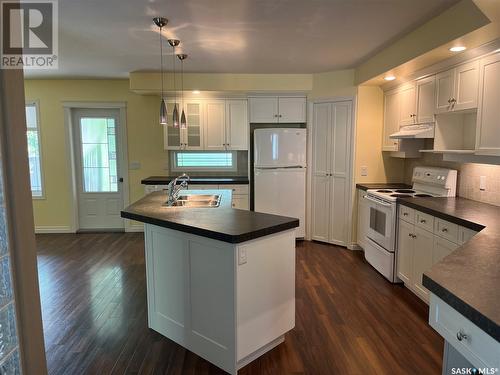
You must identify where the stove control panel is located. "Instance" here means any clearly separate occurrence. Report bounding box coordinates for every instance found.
[412,167,457,196]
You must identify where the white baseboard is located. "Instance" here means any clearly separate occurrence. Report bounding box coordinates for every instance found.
[126,223,144,233]
[35,225,74,234]
[347,243,363,251]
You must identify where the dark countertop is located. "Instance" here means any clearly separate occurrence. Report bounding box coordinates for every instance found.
[398,197,499,341]
[356,183,411,191]
[142,176,249,185]
[121,190,298,244]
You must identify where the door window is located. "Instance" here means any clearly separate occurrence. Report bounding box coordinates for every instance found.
[79,117,118,192]
[369,207,387,236]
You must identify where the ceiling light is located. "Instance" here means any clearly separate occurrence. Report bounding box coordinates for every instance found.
[192,90,200,94]
[177,54,188,129]
[168,39,181,128]
[449,46,466,52]
[384,75,396,81]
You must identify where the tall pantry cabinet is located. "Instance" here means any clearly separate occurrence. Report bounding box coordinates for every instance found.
[311,100,353,246]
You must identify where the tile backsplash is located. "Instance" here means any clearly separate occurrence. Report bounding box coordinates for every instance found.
[405,154,500,207]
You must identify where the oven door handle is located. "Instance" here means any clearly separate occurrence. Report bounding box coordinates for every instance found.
[363,195,392,207]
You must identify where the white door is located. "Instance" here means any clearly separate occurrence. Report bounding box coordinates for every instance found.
[476,52,500,155]
[412,226,434,302]
[72,108,124,230]
[399,84,416,126]
[397,219,414,284]
[278,97,306,123]
[435,68,455,113]
[226,99,248,150]
[311,102,331,242]
[184,101,204,150]
[382,88,400,151]
[254,168,306,237]
[453,60,479,111]
[416,75,436,123]
[248,97,278,123]
[204,101,225,150]
[328,101,351,245]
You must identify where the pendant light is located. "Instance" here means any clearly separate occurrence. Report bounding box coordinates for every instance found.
[177,54,188,129]
[153,17,168,125]
[168,39,180,128]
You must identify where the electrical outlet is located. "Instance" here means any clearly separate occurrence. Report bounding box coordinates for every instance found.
[238,248,247,265]
[480,176,486,191]
[361,166,368,177]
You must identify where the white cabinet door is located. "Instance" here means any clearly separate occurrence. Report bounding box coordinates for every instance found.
[416,75,435,123]
[382,88,400,151]
[399,84,417,126]
[435,68,455,114]
[225,99,248,150]
[204,100,226,150]
[397,219,414,285]
[164,101,185,150]
[311,176,330,241]
[278,97,306,123]
[412,226,434,302]
[249,97,278,123]
[184,101,204,150]
[453,60,479,111]
[476,52,500,155]
[433,236,458,264]
[311,103,331,176]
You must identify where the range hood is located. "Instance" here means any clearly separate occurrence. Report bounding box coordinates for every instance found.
[390,124,434,139]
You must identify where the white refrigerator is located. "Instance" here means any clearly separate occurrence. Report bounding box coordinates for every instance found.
[254,128,306,238]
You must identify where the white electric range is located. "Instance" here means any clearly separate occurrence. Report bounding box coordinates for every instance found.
[361,167,458,282]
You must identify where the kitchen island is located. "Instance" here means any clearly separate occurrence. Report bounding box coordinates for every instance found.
[121,190,298,374]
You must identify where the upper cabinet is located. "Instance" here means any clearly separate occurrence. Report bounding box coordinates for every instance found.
[249,96,306,123]
[164,99,248,151]
[163,100,204,150]
[399,83,417,126]
[382,88,401,151]
[435,61,479,114]
[476,53,500,155]
[416,76,436,123]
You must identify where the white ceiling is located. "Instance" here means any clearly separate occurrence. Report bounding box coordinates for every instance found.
[25,0,460,78]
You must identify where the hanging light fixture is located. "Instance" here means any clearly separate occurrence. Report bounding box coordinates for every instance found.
[168,39,180,128]
[153,17,168,125]
[177,54,188,129]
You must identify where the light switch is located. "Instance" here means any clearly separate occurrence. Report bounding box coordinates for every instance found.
[238,247,247,265]
[480,176,486,191]
[361,166,368,177]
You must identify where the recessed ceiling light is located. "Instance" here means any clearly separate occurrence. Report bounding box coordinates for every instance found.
[192,90,200,94]
[449,46,466,52]
[384,75,396,81]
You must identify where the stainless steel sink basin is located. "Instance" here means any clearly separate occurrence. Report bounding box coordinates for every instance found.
[164,193,221,208]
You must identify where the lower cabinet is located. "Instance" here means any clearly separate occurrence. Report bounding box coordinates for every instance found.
[144,183,249,210]
[397,205,476,303]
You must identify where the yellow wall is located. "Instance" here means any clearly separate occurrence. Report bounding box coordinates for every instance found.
[25,79,165,230]
[310,69,357,99]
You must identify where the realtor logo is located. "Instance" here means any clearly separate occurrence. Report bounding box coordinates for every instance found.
[1,0,58,69]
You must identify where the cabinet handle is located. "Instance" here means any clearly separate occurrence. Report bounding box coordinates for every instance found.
[456,330,468,341]
[451,98,456,103]
[447,98,451,103]
[403,212,408,216]
[279,114,282,118]
[408,233,413,238]
[274,114,278,117]
[441,228,448,232]
[420,219,426,224]
[413,234,417,238]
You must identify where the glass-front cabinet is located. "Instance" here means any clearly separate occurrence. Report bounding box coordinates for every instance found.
[163,100,203,150]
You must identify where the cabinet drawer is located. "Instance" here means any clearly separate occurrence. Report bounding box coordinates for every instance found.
[459,226,478,244]
[434,218,459,243]
[221,184,249,195]
[415,210,434,232]
[429,294,500,369]
[399,205,415,224]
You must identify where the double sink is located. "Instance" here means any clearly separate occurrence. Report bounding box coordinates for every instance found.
[166,194,222,208]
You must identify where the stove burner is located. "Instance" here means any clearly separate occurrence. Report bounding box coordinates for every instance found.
[414,194,432,197]
[395,189,415,193]
[376,189,393,193]
[390,194,413,198]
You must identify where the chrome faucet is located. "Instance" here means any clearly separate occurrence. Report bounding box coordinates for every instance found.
[166,173,190,206]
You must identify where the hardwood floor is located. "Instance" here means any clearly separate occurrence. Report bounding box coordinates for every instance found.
[36,233,443,374]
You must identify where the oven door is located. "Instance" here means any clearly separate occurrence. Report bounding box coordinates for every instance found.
[363,194,396,251]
